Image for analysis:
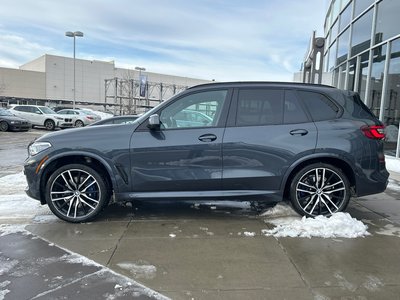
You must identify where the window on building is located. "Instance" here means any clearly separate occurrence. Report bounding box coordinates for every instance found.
[328,42,338,71]
[338,64,347,89]
[351,9,373,57]
[369,44,387,117]
[354,0,374,18]
[347,58,357,90]
[337,27,350,64]
[383,39,400,154]
[339,2,353,33]
[375,0,400,45]
[357,51,370,101]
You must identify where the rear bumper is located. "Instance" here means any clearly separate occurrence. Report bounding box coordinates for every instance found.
[356,168,390,197]
[10,124,31,131]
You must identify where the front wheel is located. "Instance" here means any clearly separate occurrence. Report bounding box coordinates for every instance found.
[0,121,9,132]
[75,120,84,127]
[45,164,110,222]
[44,119,55,131]
[289,163,350,217]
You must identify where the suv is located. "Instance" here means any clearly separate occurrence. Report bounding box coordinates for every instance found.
[10,105,74,130]
[24,82,389,222]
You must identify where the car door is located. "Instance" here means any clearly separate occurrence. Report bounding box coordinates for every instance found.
[222,88,317,192]
[130,89,232,193]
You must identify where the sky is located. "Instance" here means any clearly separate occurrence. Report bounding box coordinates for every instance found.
[0,0,328,82]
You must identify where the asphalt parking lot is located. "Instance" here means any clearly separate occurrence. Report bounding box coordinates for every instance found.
[1,128,400,300]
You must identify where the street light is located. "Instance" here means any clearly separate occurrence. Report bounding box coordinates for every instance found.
[65,31,84,109]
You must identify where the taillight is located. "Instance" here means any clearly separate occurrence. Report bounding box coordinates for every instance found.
[86,116,94,120]
[361,125,385,140]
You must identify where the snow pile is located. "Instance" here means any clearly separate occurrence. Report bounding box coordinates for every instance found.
[262,212,370,239]
[117,262,157,279]
[260,202,298,218]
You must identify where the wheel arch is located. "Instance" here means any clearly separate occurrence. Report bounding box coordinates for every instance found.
[39,152,116,203]
[282,155,356,200]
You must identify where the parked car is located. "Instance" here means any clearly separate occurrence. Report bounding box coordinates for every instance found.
[24,82,389,222]
[91,115,139,126]
[9,105,74,130]
[0,108,31,132]
[57,109,100,127]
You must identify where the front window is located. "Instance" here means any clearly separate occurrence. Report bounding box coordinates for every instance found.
[159,90,227,129]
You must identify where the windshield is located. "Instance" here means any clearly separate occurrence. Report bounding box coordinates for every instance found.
[40,106,57,114]
[0,109,14,116]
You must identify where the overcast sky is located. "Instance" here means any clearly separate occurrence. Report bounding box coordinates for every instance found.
[0,0,328,81]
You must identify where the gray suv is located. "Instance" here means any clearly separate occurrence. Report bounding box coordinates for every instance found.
[24,82,389,222]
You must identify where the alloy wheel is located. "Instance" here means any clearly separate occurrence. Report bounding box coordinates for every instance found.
[294,167,347,216]
[50,168,101,219]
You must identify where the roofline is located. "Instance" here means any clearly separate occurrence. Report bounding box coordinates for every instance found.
[188,81,335,90]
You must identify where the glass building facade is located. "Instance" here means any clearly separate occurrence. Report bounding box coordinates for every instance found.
[324,0,400,156]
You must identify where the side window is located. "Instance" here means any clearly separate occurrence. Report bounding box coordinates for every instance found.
[297,91,339,121]
[284,90,309,124]
[33,107,41,114]
[236,89,283,126]
[159,90,227,129]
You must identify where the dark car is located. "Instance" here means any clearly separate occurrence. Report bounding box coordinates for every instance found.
[90,115,139,126]
[24,82,389,223]
[0,108,31,132]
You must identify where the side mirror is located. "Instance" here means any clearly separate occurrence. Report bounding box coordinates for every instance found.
[147,114,160,130]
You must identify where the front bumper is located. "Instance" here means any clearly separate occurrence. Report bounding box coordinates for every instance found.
[24,154,46,203]
[9,123,31,131]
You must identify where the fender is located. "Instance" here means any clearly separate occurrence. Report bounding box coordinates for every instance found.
[280,150,355,193]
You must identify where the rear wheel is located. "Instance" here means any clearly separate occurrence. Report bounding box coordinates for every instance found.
[44,119,55,131]
[289,163,350,217]
[0,121,8,132]
[45,164,110,222]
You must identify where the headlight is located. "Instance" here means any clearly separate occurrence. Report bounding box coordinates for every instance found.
[10,121,21,124]
[29,142,52,156]
[55,116,63,120]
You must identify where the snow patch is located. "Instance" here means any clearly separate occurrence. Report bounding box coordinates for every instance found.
[259,202,298,217]
[386,155,400,173]
[0,171,27,195]
[363,275,384,291]
[262,212,370,239]
[117,262,157,279]
[375,224,400,237]
[243,231,256,237]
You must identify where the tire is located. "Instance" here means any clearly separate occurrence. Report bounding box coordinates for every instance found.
[75,120,85,127]
[0,121,8,132]
[45,164,111,223]
[44,119,55,131]
[289,163,350,217]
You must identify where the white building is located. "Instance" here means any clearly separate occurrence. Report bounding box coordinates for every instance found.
[0,54,210,114]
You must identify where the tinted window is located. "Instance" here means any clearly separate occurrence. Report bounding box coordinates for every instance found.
[160,90,227,129]
[15,106,31,112]
[236,89,283,126]
[284,91,309,124]
[297,91,339,121]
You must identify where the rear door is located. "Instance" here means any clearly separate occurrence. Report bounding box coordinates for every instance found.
[222,88,318,191]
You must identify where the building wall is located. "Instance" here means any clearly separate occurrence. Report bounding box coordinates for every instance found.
[323,0,400,155]
[1,54,210,109]
[0,67,45,99]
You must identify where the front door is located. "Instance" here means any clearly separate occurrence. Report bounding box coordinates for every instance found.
[130,89,231,193]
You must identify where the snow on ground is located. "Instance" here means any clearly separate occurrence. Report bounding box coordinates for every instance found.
[0,172,54,221]
[386,155,400,173]
[260,203,370,239]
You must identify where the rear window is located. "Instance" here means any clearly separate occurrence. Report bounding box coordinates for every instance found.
[297,91,339,122]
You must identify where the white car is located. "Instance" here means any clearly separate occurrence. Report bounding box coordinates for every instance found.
[57,109,100,127]
[9,105,74,130]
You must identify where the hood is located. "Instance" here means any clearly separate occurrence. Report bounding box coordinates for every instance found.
[1,115,30,122]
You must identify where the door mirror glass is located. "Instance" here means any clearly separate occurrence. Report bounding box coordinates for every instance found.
[148,114,160,130]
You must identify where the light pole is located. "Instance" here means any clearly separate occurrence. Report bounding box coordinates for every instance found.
[65,31,84,109]
[135,66,146,112]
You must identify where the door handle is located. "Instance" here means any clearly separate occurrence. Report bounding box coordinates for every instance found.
[198,134,217,142]
[290,129,308,136]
